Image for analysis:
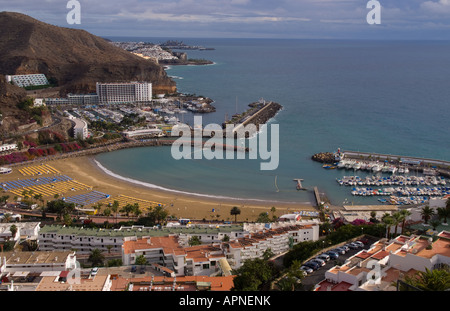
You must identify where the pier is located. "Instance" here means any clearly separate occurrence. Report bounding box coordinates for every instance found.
[342,150,450,175]
[224,100,283,137]
[293,178,305,190]
[313,186,322,207]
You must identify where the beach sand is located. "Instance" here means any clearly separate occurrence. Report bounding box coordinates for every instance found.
[4,156,317,222]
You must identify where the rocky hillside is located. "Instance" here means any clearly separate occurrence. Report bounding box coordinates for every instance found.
[0,12,176,95]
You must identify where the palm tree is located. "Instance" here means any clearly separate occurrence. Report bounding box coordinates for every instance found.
[420,206,435,225]
[103,208,111,223]
[400,268,450,291]
[436,207,449,225]
[9,224,17,240]
[381,213,394,239]
[400,209,412,235]
[270,206,277,220]
[430,219,440,231]
[392,212,403,237]
[88,249,105,267]
[230,206,241,223]
[111,200,119,224]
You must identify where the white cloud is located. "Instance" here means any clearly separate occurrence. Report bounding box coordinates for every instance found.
[421,0,450,13]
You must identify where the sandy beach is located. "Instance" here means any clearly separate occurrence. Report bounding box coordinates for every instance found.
[4,155,317,222]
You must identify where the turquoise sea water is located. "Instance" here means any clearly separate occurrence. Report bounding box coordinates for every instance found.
[95,38,450,206]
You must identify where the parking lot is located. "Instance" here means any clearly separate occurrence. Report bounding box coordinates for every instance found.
[298,238,378,291]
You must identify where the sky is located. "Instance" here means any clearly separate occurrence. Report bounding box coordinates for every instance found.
[1,0,450,40]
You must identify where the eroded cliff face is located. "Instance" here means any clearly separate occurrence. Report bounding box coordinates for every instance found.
[0,12,177,96]
[0,75,27,133]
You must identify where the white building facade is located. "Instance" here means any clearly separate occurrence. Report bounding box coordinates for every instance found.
[5,74,49,88]
[96,82,152,104]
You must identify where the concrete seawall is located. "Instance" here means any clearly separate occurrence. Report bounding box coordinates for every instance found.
[342,150,450,177]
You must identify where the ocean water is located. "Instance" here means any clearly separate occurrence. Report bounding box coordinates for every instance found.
[95,38,450,206]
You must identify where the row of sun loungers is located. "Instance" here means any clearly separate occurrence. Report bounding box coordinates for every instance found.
[8,180,92,198]
[18,164,60,176]
[102,195,163,211]
[63,191,111,207]
[0,175,72,191]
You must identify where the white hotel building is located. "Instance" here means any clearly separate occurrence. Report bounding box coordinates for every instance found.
[96,82,152,104]
[5,74,49,88]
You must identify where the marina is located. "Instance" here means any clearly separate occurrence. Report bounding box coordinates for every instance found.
[317,149,450,206]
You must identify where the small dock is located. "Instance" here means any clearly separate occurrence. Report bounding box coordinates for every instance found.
[313,186,322,207]
[293,178,305,190]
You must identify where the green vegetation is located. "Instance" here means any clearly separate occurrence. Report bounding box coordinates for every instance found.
[398,267,450,291]
[135,254,147,266]
[88,249,105,267]
[188,236,201,246]
[232,257,278,291]
[230,206,241,223]
[24,84,54,91]
[17,97,49,126]
[45,199,76,221]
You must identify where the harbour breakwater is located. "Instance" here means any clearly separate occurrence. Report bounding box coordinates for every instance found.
[222,100,283,138]
[312,150,450,178]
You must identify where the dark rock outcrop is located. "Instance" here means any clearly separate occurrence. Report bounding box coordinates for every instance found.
[311,152,336,163]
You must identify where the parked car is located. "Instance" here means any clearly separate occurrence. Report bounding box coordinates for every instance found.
[326,251,339,259]
[311,258,326,266]
[131,266,137,272]
[304,261,320,271]
[317,254,330,262]
[347,242,359,249]
[340,245,350,252]
[346,243,359,250]
[139,266,146,274]
[300,266,313,274]
[333,248,346,255]
[91,267,98,276]
[358,238,369,245]
[353,241,365,248]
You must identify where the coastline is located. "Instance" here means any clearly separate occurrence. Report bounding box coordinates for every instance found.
[19,156,317,221]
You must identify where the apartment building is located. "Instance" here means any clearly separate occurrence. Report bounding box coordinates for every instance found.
[121,221,320,277]
[38,225,137,254]
[0,251,76,275]
[122,235,228,277]
[45,94,100,106]
[5,74,49,88]
[96,82,152,104]
[318,230,450,291]
[37,224,246,255]
[72,117,89,140]
[225,222,319,268]
[0,222,40,244]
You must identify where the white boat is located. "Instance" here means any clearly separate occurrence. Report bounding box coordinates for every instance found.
[0,167,12,174]
[388,166,397,174]
[372,164,382,172]
[337,161,346,169]
[353,162,361,170]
